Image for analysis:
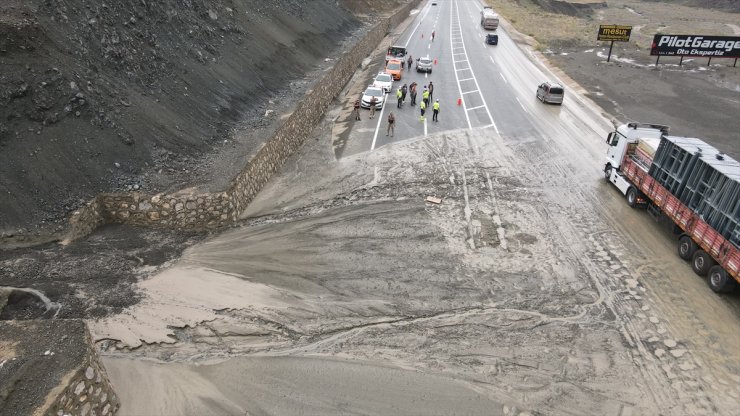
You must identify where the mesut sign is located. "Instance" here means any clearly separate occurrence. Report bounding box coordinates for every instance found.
[597,25,632,42]
[597,25,632,62]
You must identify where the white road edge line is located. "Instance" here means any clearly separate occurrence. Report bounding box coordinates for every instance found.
[489,56,494,65]
[499,72,507,84]
[424,117,428,136]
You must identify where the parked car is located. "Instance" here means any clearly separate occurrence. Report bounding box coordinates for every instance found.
[373,73,393,93]
[361,85,385,109]
[385,59,403,81]
[536,82,564,105]
[416,56,433,73]
[485,34,498,45]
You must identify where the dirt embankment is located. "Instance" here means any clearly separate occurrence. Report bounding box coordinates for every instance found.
[0,0,372,237]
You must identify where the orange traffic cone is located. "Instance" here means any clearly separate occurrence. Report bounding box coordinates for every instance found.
[434,58,438,65]
[457,98,462,106]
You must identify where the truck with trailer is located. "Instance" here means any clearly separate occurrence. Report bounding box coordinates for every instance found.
[480,9,499,30]
[604,122,740,293]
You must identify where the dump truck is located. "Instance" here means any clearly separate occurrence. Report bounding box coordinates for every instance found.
[604,122,740,293]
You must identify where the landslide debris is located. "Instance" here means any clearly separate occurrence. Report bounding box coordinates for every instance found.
[0,0,367,238]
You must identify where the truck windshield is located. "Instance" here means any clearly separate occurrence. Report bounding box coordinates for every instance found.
[388,47,406,57]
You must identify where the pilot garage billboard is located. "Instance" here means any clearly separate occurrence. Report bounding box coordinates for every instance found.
[651,35,740,58]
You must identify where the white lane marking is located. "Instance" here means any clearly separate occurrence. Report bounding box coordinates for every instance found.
[450,0,496,132]
[489,56,495,64]
[458,77,474,82]
[467,105,485,111]
[462,89,480,95]
[499,72,508,84]
[428,44,431,49]
[370,101,388,151]
[456,67,471,72]
[449,1,471,129]
[424,117,428,136]
[515,97,529,114]
[454,59,467,63]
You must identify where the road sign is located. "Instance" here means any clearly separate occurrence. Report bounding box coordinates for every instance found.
[598,25,632,42]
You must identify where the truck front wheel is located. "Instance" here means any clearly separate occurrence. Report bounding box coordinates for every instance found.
[626,187,638,207]
[708,265,737,293]
[678,236,697,261]
[691,250,714,276]
[604,165,612,181]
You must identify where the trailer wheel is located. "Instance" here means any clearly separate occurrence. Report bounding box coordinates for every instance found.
[626,187,638,207]
[604,165,612,181]
[677,236,697,261]
[708,265,737,293]
[691,250,714,276]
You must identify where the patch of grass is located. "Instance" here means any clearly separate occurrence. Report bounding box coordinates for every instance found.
[485,0,595,48]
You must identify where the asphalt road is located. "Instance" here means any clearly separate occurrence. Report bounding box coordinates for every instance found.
[342,0,585,154]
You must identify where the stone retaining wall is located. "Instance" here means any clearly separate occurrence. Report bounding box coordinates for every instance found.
[60,0,422,242]
[0,320,119,416]
[45,326,120,416]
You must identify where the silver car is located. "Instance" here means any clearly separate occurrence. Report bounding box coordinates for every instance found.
[536,82,564,105]
[416,56,433,73]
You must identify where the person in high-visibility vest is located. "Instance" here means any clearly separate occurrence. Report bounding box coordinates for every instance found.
[419,100,426,121]
[396,88,403,108]
[422,88,430,107]
[432,99,440,122]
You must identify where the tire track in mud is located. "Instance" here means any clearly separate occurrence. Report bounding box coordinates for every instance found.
[506,132,726,414]
[412,131,648,414]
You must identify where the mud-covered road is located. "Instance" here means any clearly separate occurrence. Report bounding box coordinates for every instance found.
[97,117,740,414]
[90,1,740,414]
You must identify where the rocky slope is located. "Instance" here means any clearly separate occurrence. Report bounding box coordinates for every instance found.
[0,0,386,237]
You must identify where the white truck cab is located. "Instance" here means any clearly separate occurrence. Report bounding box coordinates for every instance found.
[604,123,668,203]
[605,123,668,170]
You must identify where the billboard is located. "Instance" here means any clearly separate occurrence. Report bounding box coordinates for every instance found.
[597,25,632,42]
[651,35,740,58]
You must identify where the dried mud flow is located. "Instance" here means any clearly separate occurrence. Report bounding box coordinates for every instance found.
[92,101,740,414]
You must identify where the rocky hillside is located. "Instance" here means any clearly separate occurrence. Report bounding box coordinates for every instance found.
[0,0,396,237]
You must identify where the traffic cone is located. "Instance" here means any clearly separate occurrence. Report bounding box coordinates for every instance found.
[434,58,437,65]
[457,98,462,106]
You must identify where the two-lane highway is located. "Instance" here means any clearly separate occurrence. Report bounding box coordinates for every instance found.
[338,0,609,156]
